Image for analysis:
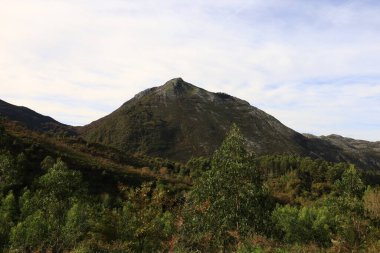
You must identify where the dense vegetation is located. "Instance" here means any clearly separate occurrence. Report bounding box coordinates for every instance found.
[1,123,380,252]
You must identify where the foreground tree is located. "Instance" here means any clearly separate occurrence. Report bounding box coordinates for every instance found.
[363,187,380,221]
[0,191,17,249]
[10,159,88,252]
[0,152,27,193]
[119,183,175,253]
[180,124,272,252]
[272,204,337,247]
[335,165,365,198]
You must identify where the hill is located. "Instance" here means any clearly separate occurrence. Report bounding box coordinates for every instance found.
[79,78,308,161]
[1,81,380,252]
[305,134,380,171]
[0,99,75,135]
[79,78,380,170]
[1,79,380,170]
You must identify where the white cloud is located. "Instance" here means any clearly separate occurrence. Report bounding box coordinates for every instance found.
[0,0,379,140]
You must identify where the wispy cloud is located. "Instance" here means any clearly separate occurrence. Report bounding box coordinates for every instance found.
[0,0,379,140]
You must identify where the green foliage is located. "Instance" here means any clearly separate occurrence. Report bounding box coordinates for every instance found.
[119,183,175,252]
[0,152,27,192]
[180,125,272,251]
[185,156,211,178]
[10,210,49,251]
[9,159,89,252]
[38,159,85,198]
[63,203,91,249]
[237,244,264,253]
[335,165,365,198]
[0,191,17,249]
[272,204,336,246]
[1,118,380,252]
[363,187,380,221]
[40,155,55,171]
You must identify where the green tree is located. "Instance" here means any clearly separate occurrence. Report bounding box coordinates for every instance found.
[38,159,85,199]
[335,165,365,198]
[0,152,27,192]
[119,183,175,253]
[185,156,211,178]
[0,191,17,250]
[11,160,87,252]
[181,124,271,252]
[272,204,336,246]
[40,156,55,171]
[63,203,90,249]
[10,210,49,252]
[363,187,380,221]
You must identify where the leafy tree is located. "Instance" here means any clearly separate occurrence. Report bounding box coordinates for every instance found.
[11,160,87,252]
[181,124,271,252]
[0,191,17,249]
[335,165,365,198]
[185,156,211,178]
[0,152,27,192]
[85,206,122,249]
[272,204,336,246]
[63,203,91,249]
[119,183,175,253]
[363,187,380,221]
[38,159,85,199]
[10,210,49,252]
[40,156,55,171]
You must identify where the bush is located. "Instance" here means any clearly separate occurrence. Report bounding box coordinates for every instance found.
[272,204,336,247]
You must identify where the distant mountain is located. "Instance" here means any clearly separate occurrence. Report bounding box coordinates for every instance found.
[305,134,380,171]
[78,78,309,160]
[78,78,380,170]
[2,78,379,170]
[0,99,75,135]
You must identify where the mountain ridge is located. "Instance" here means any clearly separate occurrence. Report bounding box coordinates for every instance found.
[1,78,379,170]
[0,99,75,135]
[79,78,309,161]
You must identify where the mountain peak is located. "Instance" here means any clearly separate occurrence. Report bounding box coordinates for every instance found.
[163,77,185,86]
[132,78,196,100]
[161,77,193,93]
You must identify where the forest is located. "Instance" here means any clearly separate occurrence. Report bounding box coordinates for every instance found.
[1,124,380,253]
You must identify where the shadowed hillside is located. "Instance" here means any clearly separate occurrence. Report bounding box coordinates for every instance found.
[0,99,75,135]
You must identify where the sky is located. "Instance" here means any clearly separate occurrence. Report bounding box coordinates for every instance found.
[1,0,380,141]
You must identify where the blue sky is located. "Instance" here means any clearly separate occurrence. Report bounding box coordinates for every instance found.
[1,0,380,141]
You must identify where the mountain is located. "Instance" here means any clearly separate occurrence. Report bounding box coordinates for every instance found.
[0,99,76,135]
[79,78,310,161]
[1,78,379,170]
[305,134,380,170]
[79,78,380,170]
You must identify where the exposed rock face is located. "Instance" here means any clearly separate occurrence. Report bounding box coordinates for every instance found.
[79,78,309,161]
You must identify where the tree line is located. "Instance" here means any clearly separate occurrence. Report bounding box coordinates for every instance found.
[1,125,380,252]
